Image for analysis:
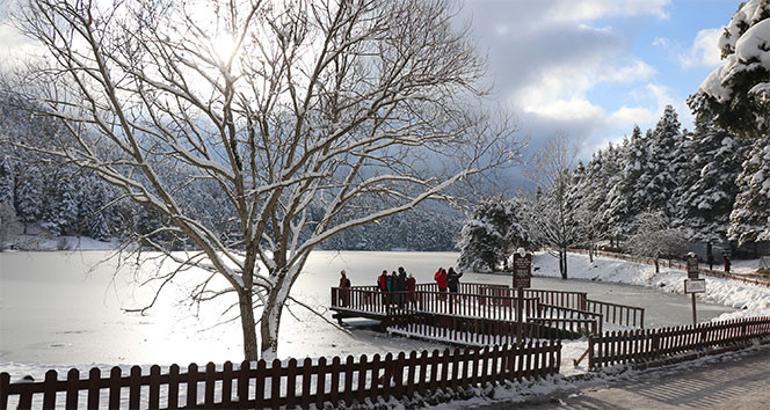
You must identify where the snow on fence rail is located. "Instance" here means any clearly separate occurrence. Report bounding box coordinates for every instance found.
[585,299,644,329]
[0,343,562,410]
[587,317,770,370]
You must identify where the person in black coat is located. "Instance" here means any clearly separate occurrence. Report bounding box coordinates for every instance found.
[447,267,463,294]
[395,267,407,306]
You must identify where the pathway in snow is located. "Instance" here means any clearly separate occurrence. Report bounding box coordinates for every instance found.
[496,344,770,410]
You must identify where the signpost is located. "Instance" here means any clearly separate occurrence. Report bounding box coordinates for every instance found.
[512,249,532,343]
[513,250,532,289]
[687,255,699,279]
[685,252,705,325]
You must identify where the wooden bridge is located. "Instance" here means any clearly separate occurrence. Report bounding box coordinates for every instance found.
[331,282,645,345]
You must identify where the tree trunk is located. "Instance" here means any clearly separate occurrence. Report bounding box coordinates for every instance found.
[654,258,659,273]
[238,290,259,361]
[588,243,594,263]
[559,247,568,279]
[259,288,289,362]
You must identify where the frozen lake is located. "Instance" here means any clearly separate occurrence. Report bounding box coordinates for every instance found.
[0,250,733,375]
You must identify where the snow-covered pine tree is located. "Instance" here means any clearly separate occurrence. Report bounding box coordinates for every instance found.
[584,151,614,236]
[728,137,770,246]
[0,156,13,206]
[457,198,531,272]
[689,0,770,137]
[604,129,642,241]
[676,121,748,241]
[14,165,43,233]
[78,177,112,240]
[567,161,599,259]
[41,177,80,236]
[641,105,682,217]
[457,199,512,272]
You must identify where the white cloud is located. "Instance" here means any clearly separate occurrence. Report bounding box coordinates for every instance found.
[598,60,656,83]
[653,28,723,69]
[513,58,655,126]
[523,98,606,122]
[547,0,671,22]
[680,28,723,68]
[610,105,658,127]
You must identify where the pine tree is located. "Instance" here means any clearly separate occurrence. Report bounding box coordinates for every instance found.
[676,122,748,242]
[605,130,641,239]
[457,198,531,272]
[641,105,681,217]
[0,156,13,206]
[728,137,770,245]
[689,0,770,137]
[79,177,112,240]
[42,177,80,236]
[14,166,43,232]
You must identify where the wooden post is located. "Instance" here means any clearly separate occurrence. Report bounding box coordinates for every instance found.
[691,293,697,325]
[516,286,524,344]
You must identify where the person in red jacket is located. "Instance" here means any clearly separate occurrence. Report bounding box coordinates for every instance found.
[405,273,417,307]
[434,267,448,300]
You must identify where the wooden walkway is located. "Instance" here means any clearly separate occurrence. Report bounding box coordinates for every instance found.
[331,282,646,344]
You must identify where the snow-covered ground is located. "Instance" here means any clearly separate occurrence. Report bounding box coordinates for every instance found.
[1,250,767,408]
[730,257,767,274]
[534,252,770,319]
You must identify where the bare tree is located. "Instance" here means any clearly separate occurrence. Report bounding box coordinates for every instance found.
[526,135,581,279]
[11,0,518,360]
[627,211,687,273]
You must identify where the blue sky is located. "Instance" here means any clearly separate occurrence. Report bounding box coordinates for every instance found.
[460,0,742,157]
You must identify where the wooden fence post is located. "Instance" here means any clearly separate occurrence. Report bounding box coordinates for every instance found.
[42,369,58,410]
[108,367,121,410]
[130,366,142,410]
[65,369,79,410]
[0,373,9,410]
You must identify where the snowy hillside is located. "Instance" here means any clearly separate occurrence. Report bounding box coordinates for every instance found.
[534,252,770,319]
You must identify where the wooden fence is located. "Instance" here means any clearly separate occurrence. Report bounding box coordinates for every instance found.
[586,299,645,329]
[588,317,770,369]
[1,343,561,410]
[524,290,587,311]
[528,318,600,337]
[536,304,603,335]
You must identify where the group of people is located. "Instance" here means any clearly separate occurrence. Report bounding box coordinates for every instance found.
[376,267,417,306]
[336,265,465,307]
[433,267,463,300]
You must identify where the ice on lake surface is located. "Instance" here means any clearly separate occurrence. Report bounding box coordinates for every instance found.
[0,250,733,374]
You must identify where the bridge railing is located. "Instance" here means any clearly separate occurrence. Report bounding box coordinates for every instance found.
[332,288,539,322]
[586,299,645,329]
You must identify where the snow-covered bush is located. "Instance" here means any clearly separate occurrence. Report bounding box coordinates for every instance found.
[626,211,688,272]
